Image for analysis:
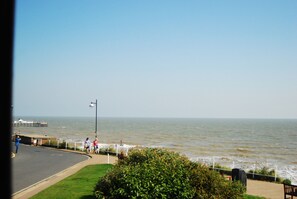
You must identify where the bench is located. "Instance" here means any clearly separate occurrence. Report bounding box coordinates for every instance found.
[284,183,297,199]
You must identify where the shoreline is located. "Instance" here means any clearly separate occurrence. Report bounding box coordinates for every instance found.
[12,132,296,185]
[13,116,297,186]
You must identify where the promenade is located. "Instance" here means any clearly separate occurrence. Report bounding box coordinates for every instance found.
[13,151,283,199]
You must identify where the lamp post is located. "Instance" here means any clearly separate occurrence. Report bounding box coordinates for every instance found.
[89,99,98,138]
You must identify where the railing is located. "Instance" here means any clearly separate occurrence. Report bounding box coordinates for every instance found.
[38,138,135,157]
[19,138,297,185]
[190,156,297,184]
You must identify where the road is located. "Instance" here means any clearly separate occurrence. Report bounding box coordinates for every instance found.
[12,144,89,194]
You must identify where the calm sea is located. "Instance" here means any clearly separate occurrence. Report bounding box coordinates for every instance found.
[13,117,297,183]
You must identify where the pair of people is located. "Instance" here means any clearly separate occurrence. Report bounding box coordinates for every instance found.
[84,137,99,153]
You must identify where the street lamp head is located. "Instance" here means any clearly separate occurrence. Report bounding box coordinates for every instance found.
[89,99,98,138]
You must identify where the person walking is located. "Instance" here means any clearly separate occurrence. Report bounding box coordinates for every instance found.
[15,135,21,154]
[93,137,99,153]
[84,137,91,154]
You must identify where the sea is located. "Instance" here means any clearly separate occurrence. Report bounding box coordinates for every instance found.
[13,116,297,184]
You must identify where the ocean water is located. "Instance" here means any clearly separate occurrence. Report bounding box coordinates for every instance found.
[13,116,297,183]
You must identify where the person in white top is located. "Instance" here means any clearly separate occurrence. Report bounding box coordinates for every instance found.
[84,137,91,153]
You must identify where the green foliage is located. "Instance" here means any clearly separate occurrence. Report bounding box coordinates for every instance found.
[283,178,291,185]
[103,147,116,153]
[57,140,67,148]
[189,162,245,198]
[248,166,275,176]
[243,194,265,199]
[213,163,231,170]
[94,148,245,199]
[41,139,59,148]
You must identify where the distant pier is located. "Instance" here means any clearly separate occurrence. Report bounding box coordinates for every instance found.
[13,118,48,127]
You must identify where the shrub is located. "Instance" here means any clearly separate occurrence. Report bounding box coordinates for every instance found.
[283,178,291,185]
[189,162,245,198]
[94,147,245,199]
[42,139,58,148]
[248,166,275,176]
[58,140,66,148]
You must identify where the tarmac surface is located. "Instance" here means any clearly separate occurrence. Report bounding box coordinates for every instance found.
[12,144,89,193]
[12,148,283,199]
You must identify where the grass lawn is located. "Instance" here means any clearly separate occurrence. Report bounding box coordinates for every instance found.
[244,195,265,199]
[30,164,113,199]
[30,164,265,199]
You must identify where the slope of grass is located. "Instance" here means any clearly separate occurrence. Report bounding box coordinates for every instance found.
[30,164,113,199]
[30,163,265,199]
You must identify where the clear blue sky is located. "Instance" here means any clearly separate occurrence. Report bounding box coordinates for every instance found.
[13,0,297,118]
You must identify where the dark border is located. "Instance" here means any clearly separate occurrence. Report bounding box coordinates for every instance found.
[0,0,14,198]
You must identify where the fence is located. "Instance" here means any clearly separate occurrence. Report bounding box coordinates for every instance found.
[39,138,135,157]
[190,156,297,184]
[18,137,297,184]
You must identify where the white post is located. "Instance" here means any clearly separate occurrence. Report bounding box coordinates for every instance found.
[126,147,129,156]
[107,153,110,164]
[253,164,255,178]
[212,157,215,169]
[116,144,118,156]
[275,165,277,182]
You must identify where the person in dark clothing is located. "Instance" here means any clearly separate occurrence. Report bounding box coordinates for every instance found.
[118,151,125,160]
[15,135,21,153]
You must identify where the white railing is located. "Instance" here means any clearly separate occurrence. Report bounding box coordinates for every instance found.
[39,138,136,156]
[190,156,297,184]
[33,138,297,185]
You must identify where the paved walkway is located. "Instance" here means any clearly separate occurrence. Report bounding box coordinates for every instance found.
[247,179,283,199]
[12,151,283,199]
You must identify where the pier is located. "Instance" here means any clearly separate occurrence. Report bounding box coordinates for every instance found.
[13,119,48,127]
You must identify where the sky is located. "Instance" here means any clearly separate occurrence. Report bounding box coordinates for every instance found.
[13,0,297,119]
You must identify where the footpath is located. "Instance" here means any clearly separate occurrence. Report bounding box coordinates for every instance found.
[12,151,283,199]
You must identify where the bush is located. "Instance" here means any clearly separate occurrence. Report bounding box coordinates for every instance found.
[283,178,291,185]
[189,162,245,198]
[248,166,275,176]
[94,147,245,199]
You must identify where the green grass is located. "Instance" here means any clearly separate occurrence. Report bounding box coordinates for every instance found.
[30,164,266,199]
[30,164,113,199]
[243,195,266,199]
